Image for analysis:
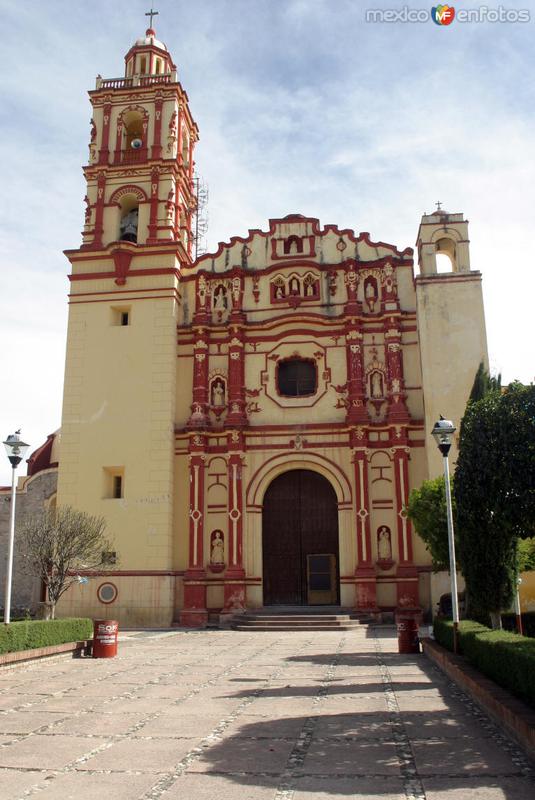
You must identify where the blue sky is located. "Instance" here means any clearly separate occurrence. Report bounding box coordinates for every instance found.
[1,0,534,483]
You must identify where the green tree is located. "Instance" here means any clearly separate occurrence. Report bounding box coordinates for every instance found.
[19,506,117,618]
[518,538,535,572]
[406,476,456,571]
[455,383,535,627]
[468,361,501,404]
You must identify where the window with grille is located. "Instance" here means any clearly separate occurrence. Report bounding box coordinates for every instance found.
[277,359,317,397]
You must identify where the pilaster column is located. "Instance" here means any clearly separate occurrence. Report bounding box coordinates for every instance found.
[177,107,183,164]
[187,330,210,429]
[187,274,211,429]
[147,167,160,243]
[98,102,112,165]
[113,118,123,165]
[393,445,419,610]
[345,326,367,424]
[92,172,106,249]
[385,325,410,423]
[222,431,246,614]
[225,272,247,427]
[352,444,378,612]
[180,435,208,627]
[152,97,163,160]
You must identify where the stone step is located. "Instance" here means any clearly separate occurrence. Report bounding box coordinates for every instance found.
[234,619,358,627]
[237,615,355,622]
[231,624,363,631]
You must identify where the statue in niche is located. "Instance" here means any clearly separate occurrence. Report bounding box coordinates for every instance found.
[371,371,384,399]
[210,531,225,564]
[90,118,97,142]
[378,526,392,561]
[304,279,316,297]
[289,277,300,295]
[274,283,285,299]
[83,196,91,224]
[213,285,228,311]
[120,208,139,243]
[365,277,378,312]
[211,378,226,408]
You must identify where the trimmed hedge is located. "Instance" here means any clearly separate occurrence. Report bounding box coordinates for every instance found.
[434,618,535,707]
[502,612,535,639]
[0,618,93,655]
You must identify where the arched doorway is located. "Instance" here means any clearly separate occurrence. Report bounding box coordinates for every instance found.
[262,470,340,606]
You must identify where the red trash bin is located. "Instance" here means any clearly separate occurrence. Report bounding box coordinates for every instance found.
[395,612,420,654]
[92,619,119,658]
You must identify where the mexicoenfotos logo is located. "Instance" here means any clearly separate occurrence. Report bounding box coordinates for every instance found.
[365,5,530,24]
[432,5,455,25]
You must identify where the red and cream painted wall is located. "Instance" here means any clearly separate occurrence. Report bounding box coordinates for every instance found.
[55,28,488,626]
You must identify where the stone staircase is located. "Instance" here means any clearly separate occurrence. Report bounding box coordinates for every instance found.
[229,606,373,631]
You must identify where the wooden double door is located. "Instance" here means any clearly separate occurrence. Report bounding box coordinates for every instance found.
[262,470,340,606]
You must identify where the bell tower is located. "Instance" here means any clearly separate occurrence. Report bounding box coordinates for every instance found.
[57,21,199,624]
[415,207,488,478]
[84,22,198,254]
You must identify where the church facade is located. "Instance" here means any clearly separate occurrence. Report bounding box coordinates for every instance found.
[55,26,488,627]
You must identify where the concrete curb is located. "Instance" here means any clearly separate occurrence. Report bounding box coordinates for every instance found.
[422,637,535,761]
[0,639,91,668]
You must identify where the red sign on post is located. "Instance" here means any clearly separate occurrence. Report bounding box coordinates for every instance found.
[92,619,119,658]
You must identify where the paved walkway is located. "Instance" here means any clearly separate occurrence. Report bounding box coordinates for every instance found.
[0,627,533,799]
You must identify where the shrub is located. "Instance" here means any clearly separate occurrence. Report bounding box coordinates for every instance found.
[433,618,535,707]
[0,618,93,655]
[501,612,535,639]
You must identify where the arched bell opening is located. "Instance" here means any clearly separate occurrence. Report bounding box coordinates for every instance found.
[119,110,148,164]
[118,195,140,244]
[435,236,457,273]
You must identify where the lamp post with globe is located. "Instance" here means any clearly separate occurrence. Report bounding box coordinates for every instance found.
[3,431,30,624]
[431,416,459,653]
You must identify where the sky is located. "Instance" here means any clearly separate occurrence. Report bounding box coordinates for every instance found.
[1,0,534,485]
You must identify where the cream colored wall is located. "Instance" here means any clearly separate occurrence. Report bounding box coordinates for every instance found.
[57,575,175,628]
[416,273,488,478]
[57,262,180,626]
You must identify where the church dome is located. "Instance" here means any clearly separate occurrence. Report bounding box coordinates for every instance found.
[134,28,167,51]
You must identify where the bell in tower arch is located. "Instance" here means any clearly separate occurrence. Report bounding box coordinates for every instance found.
[120,208,139,243]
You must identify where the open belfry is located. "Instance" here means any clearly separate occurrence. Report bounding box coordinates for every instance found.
[55,21,488,627]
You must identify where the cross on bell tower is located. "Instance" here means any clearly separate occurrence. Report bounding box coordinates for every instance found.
[145,7,159,29]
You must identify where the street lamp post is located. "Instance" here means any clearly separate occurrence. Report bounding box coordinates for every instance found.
[3,431,30,625]
[431,416,459,654]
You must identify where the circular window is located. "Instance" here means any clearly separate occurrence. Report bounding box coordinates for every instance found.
[97,582,118,604]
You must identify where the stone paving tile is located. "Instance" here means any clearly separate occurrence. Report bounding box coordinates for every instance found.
[0,693,47,710]
[0,626,534,800]
[91,696,180,714]
[411,738,523,776]
[423,776,535,799]
[303,740,400,775]
[42,710,149,736]
[0,710,67,734]
[0,768,55,800]
[313,712,394,739]
[401,711,494,740]
[0,733,108,769]
[28,771,158,799]
[134,713,223,738]
[293,775,406,798]
[78,736,199,772]
[160,773,280,799]
[189,736,296,773]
